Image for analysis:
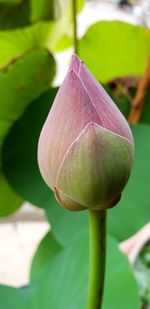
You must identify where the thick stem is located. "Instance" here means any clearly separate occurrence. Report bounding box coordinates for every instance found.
[72,0,78,55]
[87,210,106,309]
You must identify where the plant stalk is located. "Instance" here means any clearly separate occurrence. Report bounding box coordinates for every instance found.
[87,210,106,309]
[72,0,78,55]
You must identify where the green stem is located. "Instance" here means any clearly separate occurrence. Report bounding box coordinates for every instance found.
[72,0,78,55]
[87,210,106,309]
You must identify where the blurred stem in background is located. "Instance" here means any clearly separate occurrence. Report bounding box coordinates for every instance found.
[88,210,106,309]
[128,56,150,124]
[72,0,78,55]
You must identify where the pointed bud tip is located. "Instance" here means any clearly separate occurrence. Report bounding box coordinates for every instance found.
[70,54,84,74]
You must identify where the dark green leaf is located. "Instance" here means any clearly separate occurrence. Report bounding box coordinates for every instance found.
[140,87,150,125]
[0,1,30,30]
[0,0,65,30]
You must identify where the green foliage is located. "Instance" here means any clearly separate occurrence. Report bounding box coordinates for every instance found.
[2,89,58,210]
[79,21,150,83]
[0,0,30,30]
[0,50,55,125]
[0,285,24,309]
[0,18,71,66]
[0,230,140,309]
[0,2,150,307]
[0,24,57,68]
[30,0,85,24]
[0,0,85,55]
[0,0,69,30]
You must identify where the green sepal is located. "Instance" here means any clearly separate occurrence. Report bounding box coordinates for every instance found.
[56,123,134,210]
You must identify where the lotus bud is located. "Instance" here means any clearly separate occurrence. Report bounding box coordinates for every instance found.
[38,54,134,211]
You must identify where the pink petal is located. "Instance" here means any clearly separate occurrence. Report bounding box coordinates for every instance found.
[72,54,133,143]
[38,70,101,189]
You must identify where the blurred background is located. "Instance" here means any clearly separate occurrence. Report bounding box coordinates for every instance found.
[0,0,150,308]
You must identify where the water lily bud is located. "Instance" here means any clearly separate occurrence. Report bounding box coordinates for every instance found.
[38,54,134,211]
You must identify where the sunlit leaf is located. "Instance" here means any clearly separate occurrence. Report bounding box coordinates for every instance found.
[79,21,150,83]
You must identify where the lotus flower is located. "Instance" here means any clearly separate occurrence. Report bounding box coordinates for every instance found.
[38,54,134,211]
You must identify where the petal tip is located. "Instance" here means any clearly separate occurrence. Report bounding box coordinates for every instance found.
[70,54,83,74]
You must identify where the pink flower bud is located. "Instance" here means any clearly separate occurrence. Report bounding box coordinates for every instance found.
[38,54,134,211]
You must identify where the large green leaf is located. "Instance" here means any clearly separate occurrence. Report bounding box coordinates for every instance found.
[2,86,150,240]
[30,230,140,309]
[0,25,44,68]
[0,22,65,68]
[2,89,58,213]
[0,230,140,309]
[30,231,63,278]
[0,49,55,216]
[79,21,150,83]
[0,49,55,128]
